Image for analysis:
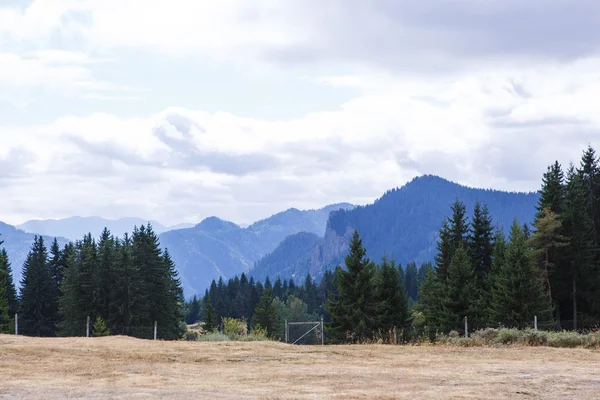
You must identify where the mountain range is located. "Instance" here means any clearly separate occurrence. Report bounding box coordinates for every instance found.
[1,175,541,298]
[158,203,354,294]
[18,217,194,241]
[249,175,540,283]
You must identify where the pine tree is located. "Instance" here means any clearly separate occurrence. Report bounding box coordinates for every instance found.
[434,218,452,279]
[404,262,419,302]
[326,230,378,343]
[449,199,470,255]
[376,256,409,338]
[58,234,99,336]
[92,316,111,337]
[489,221,553,328]
[302,274,318,314]
[0,249,18,317]
[107,234,140,335]
[563,165,597,329]
[468,202,494,285]
[530,208,568,301]
[185,295,201,324]
[252,289,277,336]
[203,294,217,332]
[440,246,479,332]
[0,257,9,332]
[20,236,59,336]
[97,228,116,321]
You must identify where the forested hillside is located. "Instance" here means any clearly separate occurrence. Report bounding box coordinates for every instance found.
[248,176,539,284]
[159,204,354,295]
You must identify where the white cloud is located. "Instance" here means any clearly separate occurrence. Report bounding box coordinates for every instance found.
[0,55,598,226]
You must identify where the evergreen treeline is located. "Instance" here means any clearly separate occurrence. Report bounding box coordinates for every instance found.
[2,225,184,339]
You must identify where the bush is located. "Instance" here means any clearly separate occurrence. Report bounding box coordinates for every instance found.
[547,331,582,348]
[183,331,200,341]
[494,328,522,345]
[197,332,231,342]
[222,317,248,338]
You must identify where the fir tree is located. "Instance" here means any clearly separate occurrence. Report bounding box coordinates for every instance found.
[563,165,597,329]
[434,217,452,279]
[20,236,58,336]
[252,289,277,336]
[404,262,419,302]
[468,202,494,285]
[0,249,18,317]
[440,246,479,332]
[326,230,378,343]
[530,208,568,301]
[376,256,409,337]
[203,295,217,332]
[489,221,553,328]
[92,316,111,337]
[185,295,201,324]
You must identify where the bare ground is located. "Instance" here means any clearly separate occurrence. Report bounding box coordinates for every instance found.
[1,335,599,399]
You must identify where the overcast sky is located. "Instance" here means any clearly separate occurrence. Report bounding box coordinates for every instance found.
[1,0,599,226]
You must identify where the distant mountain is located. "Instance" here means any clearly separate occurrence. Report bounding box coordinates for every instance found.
[159,203,355,296]
[18,217,174,241]
[249,175,540,283]
[0,222,69,289]
[249,232,323,283]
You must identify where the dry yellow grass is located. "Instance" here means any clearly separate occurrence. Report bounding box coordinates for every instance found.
[1,334,599,399]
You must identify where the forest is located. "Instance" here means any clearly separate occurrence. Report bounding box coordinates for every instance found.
[0,225,184,339]
[2,145,600,342]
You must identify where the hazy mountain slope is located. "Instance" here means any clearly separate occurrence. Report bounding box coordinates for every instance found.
[160,204,354,295]
[18,217,168,241]
[0,222,69,288]
[249,232,323,282]
[249,175,540,283]
[159,204,355,296]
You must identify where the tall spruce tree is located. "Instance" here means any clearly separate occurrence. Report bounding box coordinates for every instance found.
[404,262,419,302]
[489,221,553,328]
[530,208,568,302]
[468,202,494,285]
[434,218,453,279]
[20,236,59,336]
[252,289,277,336]
[326,230,378,343]
[440,246,479,332]
[376,256,409,337]
[0,252,9,332]
[0,249,18,317]
[58,234,99,336]
[563,165,597,329]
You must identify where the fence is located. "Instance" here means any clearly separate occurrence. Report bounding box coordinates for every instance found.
[285,318,325,345]
[1,314,162,340]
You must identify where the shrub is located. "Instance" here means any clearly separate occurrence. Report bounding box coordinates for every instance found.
[471,328,500,345]
[547,331,582,348]
[222,317,248,339]
[197,332,231,342]
[494,328,522,345]
[183,331,200,341]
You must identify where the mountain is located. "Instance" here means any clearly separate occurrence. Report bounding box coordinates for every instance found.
[249,175,540,282]
[249,232,323,283]
[18,217,171,241]
[0,222,69,289]
[158,203,355,296]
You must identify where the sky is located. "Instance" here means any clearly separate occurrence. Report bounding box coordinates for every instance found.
[1,0,600,227]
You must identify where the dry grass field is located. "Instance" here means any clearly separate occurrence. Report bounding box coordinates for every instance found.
[1,334,599,399]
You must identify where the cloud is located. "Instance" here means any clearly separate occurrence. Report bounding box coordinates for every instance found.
[3,1,599,73]
[0,52,598,226]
